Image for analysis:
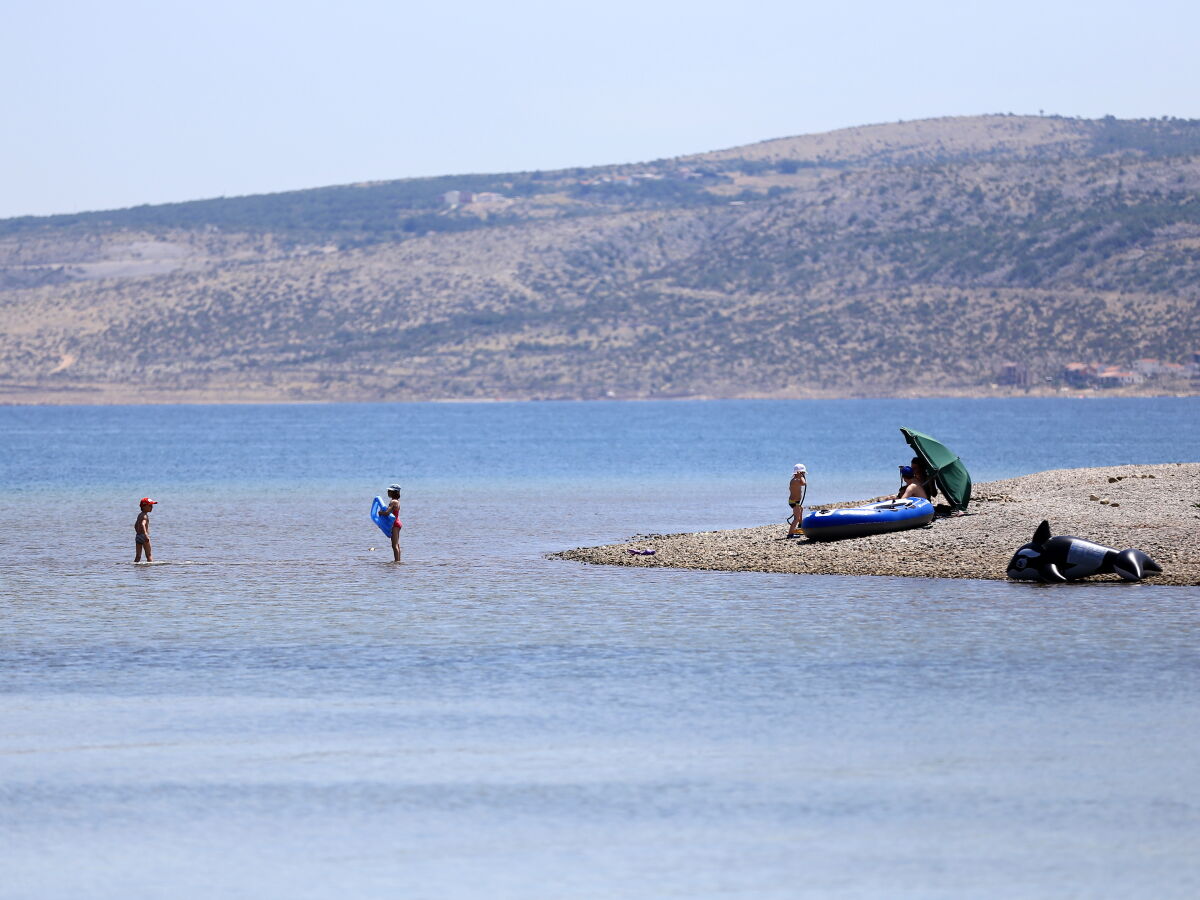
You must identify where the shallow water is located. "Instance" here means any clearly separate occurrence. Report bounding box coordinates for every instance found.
[2,399,1199,898]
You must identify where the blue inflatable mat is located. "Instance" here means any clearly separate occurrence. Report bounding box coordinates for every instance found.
[371,496,397,538]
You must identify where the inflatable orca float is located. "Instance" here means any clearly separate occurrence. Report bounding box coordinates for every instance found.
[1006,520,1162,583]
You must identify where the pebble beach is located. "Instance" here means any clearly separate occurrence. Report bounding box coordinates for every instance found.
[554,463,1200,585]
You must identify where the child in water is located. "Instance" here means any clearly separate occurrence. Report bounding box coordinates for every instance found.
[134,497,157,562]
[384,484,402,562]
[786,464,807,538]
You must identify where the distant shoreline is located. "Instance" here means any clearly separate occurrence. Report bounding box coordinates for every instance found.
[552,464,1200,586]
[2,387,1197,406]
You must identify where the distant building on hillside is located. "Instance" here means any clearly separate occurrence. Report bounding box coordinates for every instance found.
[997,361,1031,388]
[1133,358,1192,380]
[1094,367,1143,388]
[1063,362,1097,387]
[1062,362,1142,389]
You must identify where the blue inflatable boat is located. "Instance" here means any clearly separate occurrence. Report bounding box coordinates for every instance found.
[800,497,934,541]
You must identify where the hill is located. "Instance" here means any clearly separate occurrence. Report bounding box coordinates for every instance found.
[2,114,1199,403]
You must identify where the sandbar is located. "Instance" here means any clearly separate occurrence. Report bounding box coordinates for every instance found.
[553,464,1200,585]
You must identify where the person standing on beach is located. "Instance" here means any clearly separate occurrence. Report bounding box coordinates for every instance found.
[134,497,157,562]
[786,464,807,538]
[384,484,402,562]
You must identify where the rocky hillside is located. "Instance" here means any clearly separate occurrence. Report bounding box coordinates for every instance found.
[2,114,1199,402]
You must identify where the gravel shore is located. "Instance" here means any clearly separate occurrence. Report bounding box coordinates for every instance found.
[553,463,1200,585]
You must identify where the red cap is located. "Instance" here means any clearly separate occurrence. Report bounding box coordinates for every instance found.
[140,497,158,505]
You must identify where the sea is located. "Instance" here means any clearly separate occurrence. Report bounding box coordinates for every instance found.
[2,397,1198,899]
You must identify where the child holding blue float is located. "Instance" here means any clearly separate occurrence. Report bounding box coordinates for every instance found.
[371,484,403,561]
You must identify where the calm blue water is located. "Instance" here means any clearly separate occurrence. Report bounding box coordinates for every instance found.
[2,398,1199,899]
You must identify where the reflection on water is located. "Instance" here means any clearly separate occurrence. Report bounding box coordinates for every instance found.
[2,400,1199,898]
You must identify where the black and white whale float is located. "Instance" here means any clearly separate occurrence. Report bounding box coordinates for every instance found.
[1006,520,1162,583]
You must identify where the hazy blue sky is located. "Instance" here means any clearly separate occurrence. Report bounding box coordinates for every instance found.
[4,0,1198,218]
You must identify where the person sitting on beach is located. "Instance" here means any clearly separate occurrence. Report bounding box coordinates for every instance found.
[896,458,933,501]
[786,463,807,537]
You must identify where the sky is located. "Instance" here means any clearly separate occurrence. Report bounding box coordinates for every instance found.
[3,0,1199,219]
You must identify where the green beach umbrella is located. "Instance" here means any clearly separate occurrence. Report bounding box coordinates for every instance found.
[900,427,972,511]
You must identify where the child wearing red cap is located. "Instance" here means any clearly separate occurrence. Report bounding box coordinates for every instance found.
[135,498,157,562]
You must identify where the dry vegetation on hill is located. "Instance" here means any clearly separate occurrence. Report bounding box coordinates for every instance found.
[2,115,1199,402]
